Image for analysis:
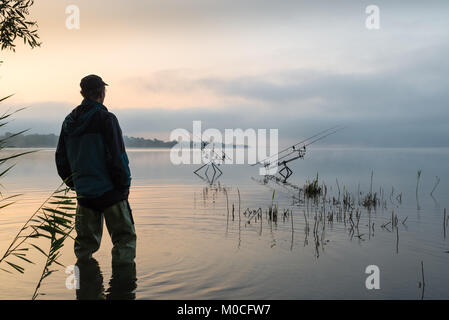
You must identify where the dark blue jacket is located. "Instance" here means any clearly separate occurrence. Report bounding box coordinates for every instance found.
[55,99,131,204]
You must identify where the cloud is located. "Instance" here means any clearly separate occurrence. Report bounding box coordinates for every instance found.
[2,23,448,148]
[120,42,449,123]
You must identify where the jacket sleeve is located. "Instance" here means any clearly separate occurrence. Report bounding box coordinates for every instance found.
[103,113,131,190]
[55,127,74,188]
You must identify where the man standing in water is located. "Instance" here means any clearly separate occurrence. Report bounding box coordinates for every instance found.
[55,75,136,266]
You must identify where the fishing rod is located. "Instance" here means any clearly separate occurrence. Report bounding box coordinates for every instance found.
[266,126,345,182]
[191,131,230,165]
[303,126,345,148]
[177,130,227,165]
[252,125,342,167]
[275,126,345,164]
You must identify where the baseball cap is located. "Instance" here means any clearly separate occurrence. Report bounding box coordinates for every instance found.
[80,74,108,92]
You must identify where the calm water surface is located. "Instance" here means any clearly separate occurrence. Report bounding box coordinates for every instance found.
[0,147,448,299]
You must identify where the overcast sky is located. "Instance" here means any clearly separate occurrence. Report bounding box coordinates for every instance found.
[1,0,448,147]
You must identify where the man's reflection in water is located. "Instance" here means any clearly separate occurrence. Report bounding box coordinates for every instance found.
[76,259,137,300]
[106,262,137,300]
[76,259,104,300]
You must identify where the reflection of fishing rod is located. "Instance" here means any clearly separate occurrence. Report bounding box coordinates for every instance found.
[252,126,342,167]
[178,130,230,182]
[251,176,301,201]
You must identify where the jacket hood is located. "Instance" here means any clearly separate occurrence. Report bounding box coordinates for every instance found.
[63,99,107,136]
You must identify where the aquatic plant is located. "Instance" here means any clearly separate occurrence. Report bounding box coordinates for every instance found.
[361,170,379,209]
[0,97,77,299]
[416,170,422,210]
[443,208,447,239]
[0,99,36,180]
[419,261,425,300]
[416,169,422,196]
[30,184,77,299]
[362,192,378,209]
[0,181,77,299]
[268,203,278,223]
[343,190,354,210]
[304,173,322,198]
[268,190,278,222]
[431,176,440,197]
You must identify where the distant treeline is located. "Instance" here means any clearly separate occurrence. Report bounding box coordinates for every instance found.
[123,136,176,148]
[0,132,177,148]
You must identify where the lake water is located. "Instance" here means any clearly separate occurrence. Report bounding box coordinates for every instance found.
[0,147,448,299]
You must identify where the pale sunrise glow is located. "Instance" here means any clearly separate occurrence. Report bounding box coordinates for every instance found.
[1,0,448,146]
